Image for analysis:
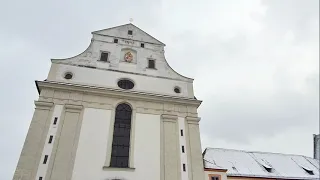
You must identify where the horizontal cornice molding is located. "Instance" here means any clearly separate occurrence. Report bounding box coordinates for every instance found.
[186,116,201,124]
[52,62,193,83]
[161,114,178,120]
[64,104,83,112]
[34,101,54,110]
[36,81,202,107]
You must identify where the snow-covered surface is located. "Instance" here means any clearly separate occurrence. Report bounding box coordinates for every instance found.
[203,148,320,180]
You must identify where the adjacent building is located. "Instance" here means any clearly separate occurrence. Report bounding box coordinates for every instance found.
[203,148,320,180]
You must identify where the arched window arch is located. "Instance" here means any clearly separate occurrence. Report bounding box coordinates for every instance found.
[110,103,132,168]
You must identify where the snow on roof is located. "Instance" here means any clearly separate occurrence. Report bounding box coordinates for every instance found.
[203,148,320,180]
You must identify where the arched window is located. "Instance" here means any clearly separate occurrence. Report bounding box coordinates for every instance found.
[110,103,132,168]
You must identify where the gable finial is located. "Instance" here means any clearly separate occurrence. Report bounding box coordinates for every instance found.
[129,18,133,23]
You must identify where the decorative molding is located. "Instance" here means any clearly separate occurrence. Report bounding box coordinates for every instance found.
[102,166,135,172]
[34,101,54,110]
[36,80,202,106]
[64,104,83,112]
[186,116,201,125]
[52,62,194,83]
[161,114,178,121]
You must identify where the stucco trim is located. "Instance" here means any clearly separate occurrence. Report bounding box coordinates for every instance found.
[36,80,202,106]
[34,101,54,109]
[102,166,135,171]
[161,114,178,120]
[186,116,201,124]
[52,61,194,83]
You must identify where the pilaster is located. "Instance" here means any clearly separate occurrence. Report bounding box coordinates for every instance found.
[185,116,205,180]
[161,114,181,180]
[45,104,83,180]
[13,101,54,180]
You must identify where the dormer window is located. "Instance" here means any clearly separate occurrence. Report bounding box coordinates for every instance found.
[100,52,109,62]
[113,38,118,43]
[302,167,314,175]
[263,166,273,173]
[148,59,155,69]
[128,30,133,35]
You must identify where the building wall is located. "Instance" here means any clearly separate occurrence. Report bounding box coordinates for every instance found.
[13,86,203,180]
[47,63,193,98]
[48,24,195,99]
[71,109,161,180]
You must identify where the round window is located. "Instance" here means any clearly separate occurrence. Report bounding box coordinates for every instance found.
[118,79,134,90]
[64,72,73,80]
[174,87,181,93]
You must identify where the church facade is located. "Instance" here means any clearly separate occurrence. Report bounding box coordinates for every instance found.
[13,24,205,180]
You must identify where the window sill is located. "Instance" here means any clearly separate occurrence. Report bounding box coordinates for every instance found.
[97,60,109,63]
[102,166,135,172]
[146,67,157,70]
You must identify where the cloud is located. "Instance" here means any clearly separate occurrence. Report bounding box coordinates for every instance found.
[0,0,318,179]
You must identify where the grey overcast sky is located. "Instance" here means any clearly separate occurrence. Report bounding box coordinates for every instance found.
[0,0,319,179]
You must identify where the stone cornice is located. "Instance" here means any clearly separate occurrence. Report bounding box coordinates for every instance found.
[34,101,54,110]
[65,104,83,112]
[186,116,201,124]
[35,81,202,107]
[161,114,178,120]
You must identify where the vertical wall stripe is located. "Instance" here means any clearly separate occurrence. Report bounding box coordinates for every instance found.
[35,105,63,180]
[178,117,189,180]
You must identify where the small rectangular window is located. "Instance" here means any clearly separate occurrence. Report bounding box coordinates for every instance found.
[148,59,155,69]
[211,176,220,180]
[141,43,144,48]
[100,52,109,62]
[113,38,118,43]
[43,155,48,164]
[39,177,43,180]
[182,146,185,153]
[183,163,186,171]
[48,135,53,144]
[128,30,133,35]
[53,117,58,125]
[180,129,183,136]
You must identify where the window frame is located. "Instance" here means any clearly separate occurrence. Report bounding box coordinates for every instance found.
[99,51,110,62]
[117,79,135,90]
[128,30,133,35]
[147,59,156,69]
[109,103,133,168]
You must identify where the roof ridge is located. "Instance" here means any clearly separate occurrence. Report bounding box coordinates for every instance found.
[206,147,315,159]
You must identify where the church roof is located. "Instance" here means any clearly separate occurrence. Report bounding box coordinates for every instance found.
[203,148,320,180]
[92,23,165,45]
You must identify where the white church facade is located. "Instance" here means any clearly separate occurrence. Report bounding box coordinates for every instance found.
[13,23,205,180]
